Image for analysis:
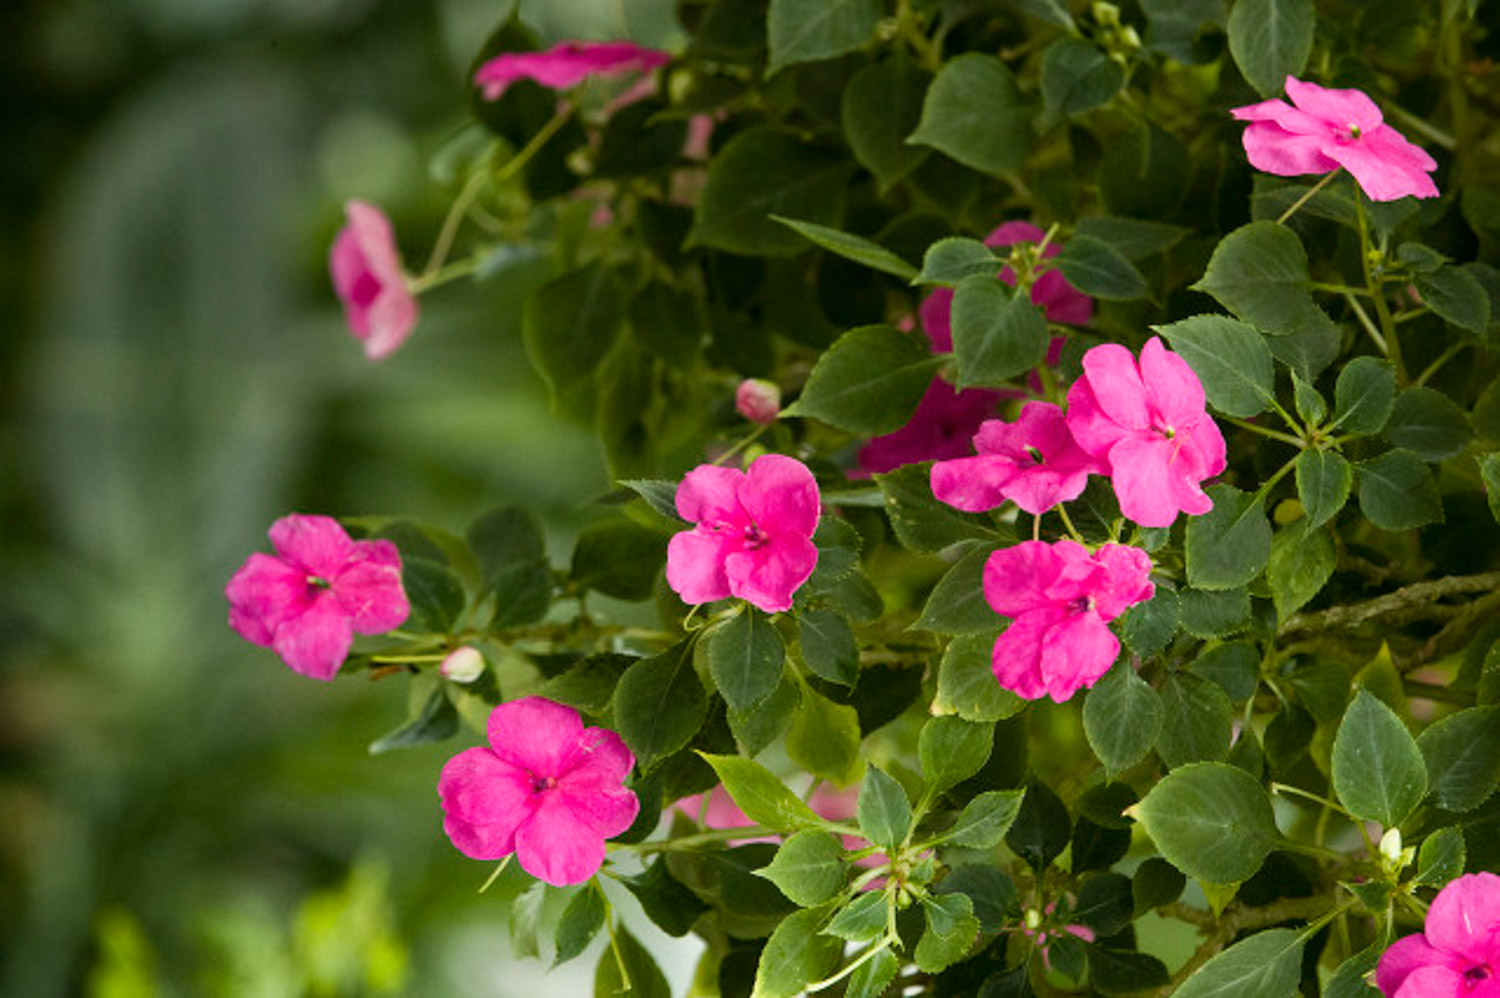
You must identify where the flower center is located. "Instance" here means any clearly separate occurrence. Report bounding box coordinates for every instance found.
[1348,122,1362,139]
[529,773,557,794]
[305,574,332,591]
[1024,445,1045,465]
[1067,595,1096,615]
[1465,964,1490,983]
[742,523,768,549]
[1155,422,1175,440]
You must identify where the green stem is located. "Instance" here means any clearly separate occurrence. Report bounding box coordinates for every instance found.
[1403,678,1475,706]
[1308,282,1371,296]
[712,421,771,467]
[1271,782,1355,821]
[1344,292,1389,355]
[408,257,478,295]
[478,855,512,893]
[1276,169,1342,225]
[604,912,632,991]
[1357,198,1407,384]
[1054,503,1085,544]
[1414,341,1466,386]
[807,936,897,993]
[1222,415,1304,448]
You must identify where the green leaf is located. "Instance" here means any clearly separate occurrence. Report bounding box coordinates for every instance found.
[628,283,703,368]
[766,0,880,75]
[824,892,888,942]
[554,886,605,967]
[1268,519,1336,619]
[1179,587,1251,638]
[1155,315,1276,418]
[943,790,1026,849]
[1132,763,1281,884]
[1185,484,1272,591]
[699,754,828,834]
[790,324,945,435]
[950,277,1050,387]
[798,608,859,686]
[1333,357,1397,435]
[1416,706,1500,812]
[913,237,1002,286]
[541,652,632,716]
[937,866,1016,933]
[1227,0,1315,97]
[936,632,1027,721]
[619,479,684,522]
[614,640,707,770]
[1482,453,1500,525]
[751,907,840,998]
[1075,216,1188,261]
[400,558,467,634]
[787,686,864,786]
[1326,946,1382,998]
[1416,826,1467,887]
[1192,643,1262,703]
[845,948,899,998]
[1052,235,1149,301]
[914,546,1001,634]
[1156,672,1235,768]
[707,609,787,712]
[1386,387,1472,461]
[1415,264,1492,333]
[914,893,979,973]
[570,520,667,602]
[1332,689,1428,826]
[858,765,912,849]
[620,858,708,937]
[1293,373,1327,425]
[369,683,458,754]
[1090,947,1172,995]
[1006,779,1072,872]
[594,925,671,998]
[842,56,932,192]
[688,128,853,256]
[594,99,689,179]
[1040,37,1124,124]
[1084,662,1165,779]
[1133,857,1186,915]
[1358,450,1444,530]
[1193,221,1337,341]
[523,263,625,415]
[805,516,863,592]
[875,462,1002,553]
[1120,586,1181,660]
[758,831,846,906]
[467,506,552,627]
[729,675,800,757]
[1175,928,1305,998]
[909,54,1034,175]
[1296,449,1353,530]
[771,216,918,281]
[1074,873,1135,936]
[919,716,995,797]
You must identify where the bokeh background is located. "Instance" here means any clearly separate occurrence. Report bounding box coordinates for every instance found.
[0,1,694,994]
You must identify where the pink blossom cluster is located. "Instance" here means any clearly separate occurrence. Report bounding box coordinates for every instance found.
[1378,872,1500,997]
[439,697,639,886]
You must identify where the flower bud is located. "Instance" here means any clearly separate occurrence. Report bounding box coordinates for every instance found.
[1380,827,1404,867]
[735,379,781,424]
[441,645,486,684]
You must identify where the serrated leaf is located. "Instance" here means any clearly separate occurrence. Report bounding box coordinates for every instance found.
[1296,449,1352,530]
[1040,37,1124,123]
[614,640,707,770]
[619,479,684,521]
[1416,706,1500,812]
[858,766,912,849]
[1052,235,1149,301]
[936,631,1028,721]
[798,608,860,686]
[845,947,899,998]
[1386,386,1472,461]
[1185,484,1271,591]
[944,790,1026,849]
[950,276,1050,387]
[914,546,1001,634]
[767,0,881,75]
[787,686,864,786]
[553,885,605,967]
[699,753,829,834]
[772,216,918,280]
[1156,671,1234,767]
[1416,827,1466,887]
[913,237,1002,286]
[758,830,846,906]
[1175,928,1305,998]
[1332,357,1397,434]
[824,892,889,942]
[523,263,625,415]
[1358,450,1443,530]
[791,324,945,435]
[1268,519,1336,620]
[1332,689,1428,827]
[1006,779,1072,872]
[919,716,994,797]
[1133,763,1281,884]
[1084,662,1164,779]
[1415,264,1491,333]
[751,906,841,998]
[842,55,932,192]
[1156,315,1276,418]
[1193,221,1335,340]
[1228,0,1314,97]
[909,54,1034,175]
[369,683,458,754]
[1076,216,1188,260]
[875,462,1002,553]
[707,608,787,712]
[914,893,979,973]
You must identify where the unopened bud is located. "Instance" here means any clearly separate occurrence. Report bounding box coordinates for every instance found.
[735,379,781,424]
[1379,827,1403,867]
[441,645,486,684]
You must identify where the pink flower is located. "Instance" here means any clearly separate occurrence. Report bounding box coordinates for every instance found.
[736,379,782,424]
[1377,873,1500,997]
[1025,901,1098,972]
[226,514,410,680]
[930,402,1107,515]
[857,378,1006,476]
[329,201,419,361]
[666,455,820,613]
[438,697,639,887]
[1231,76,1439,202]
[983,540,1154,702]
[1065,337,1226,528]
[473,40,671,101]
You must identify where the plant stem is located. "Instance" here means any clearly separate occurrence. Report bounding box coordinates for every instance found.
[1414,341,1466,386]
[1222,415,1304,448]
[807,936,897,992]
[1344,292,1389,354]
[1054,504,1085,544]
[1356,197,1407,384]
[1281,571,1500,636]
[1276,169,1342,225]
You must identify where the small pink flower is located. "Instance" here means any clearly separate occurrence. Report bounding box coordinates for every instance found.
[1231,76,1439,202]
[1377,872,1500,997]
[666,455,820,613]
[930,402,1107,515]
[736,379,782,424]
[439,697,638,886]
[329,201,419,361]
[857,378,1006,476]
[984,540,1154,702]
[1065,337,1226,528]
[226,514,410,680]
[473,40,671,101]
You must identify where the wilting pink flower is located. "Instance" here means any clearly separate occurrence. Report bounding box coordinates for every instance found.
[474,40,671,101]
[226,514,410,680]
[666,455,820,613]
[931,402,1107,515]
[1377,873,1500,997]
[736,379,782,424]
[1232,76,1439,202]
[439,697,638,886]
[1065,337,1226,528]
[858,378,1006,476]
[330,202,419,361]
[984,540,1154,702]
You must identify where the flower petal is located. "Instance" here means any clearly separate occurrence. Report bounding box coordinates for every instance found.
[514,794,608,886]
[919,288,955,352]
[858,379,1003,474]
[675,465,748,525]
[1091,544,1155,621]
[724,533,818,613]
[984,541,1064,618]
[487,697,586,776]
[666,528,737,606]
[991,613,1055,700]
[931,454,1020,512]
[557,782,640,839]
[269,514,356,578]
[270,595,354,680]
[1424,872,1500,965]
[740,454,821,539]
[1080,343,1152,431]
[438,747,534,829]
[565,727,637,787]
[985,221,1047,248]
[1324,126,1440,202]
[1393,964,1466,998]
[1030,268,1094,325]
[1139,337,1207,431]
[226,552,310,646]
[1106,435,1202,528]
[1376,933,1450,997]
[1241,122,1340,178]
[1037,612,1119,702]
[1284,76,1384,134]
[333,556,409,634]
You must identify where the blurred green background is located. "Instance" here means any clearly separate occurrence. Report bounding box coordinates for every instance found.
[0,1,690,994]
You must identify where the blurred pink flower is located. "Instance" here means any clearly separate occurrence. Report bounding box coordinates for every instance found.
[226,514,409,680]
[438,697,638,886]
[666,455,820,613]
[1065,337,1226,528]
[1232,76,1439,202]
[329,201,418,361]
[984,540,1154,702]
[930,401,1106,515]
[857,378,1006,476]
[676,784,886,877]
[1025,901,1097,973]
[1377,872,1500,997]
[474,40,671,101]
[736,379,782,424]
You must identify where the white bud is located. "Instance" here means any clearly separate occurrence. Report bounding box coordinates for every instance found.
[440,645,486,684]
[1379,827,1403,866]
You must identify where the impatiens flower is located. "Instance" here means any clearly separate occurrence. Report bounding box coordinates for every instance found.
[438,697,638,887]
[931,402,1107,515]
[1232,76,1439,202]
[473,40,671,101]
[983,540,1154,702]
[736,378,782,424]
[329,201,419,362]
[857,378,1005,476]
[226,514,410,680]
[1065,337,1226,528]
[1377,872,1500,997]
[666,455,820,613]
